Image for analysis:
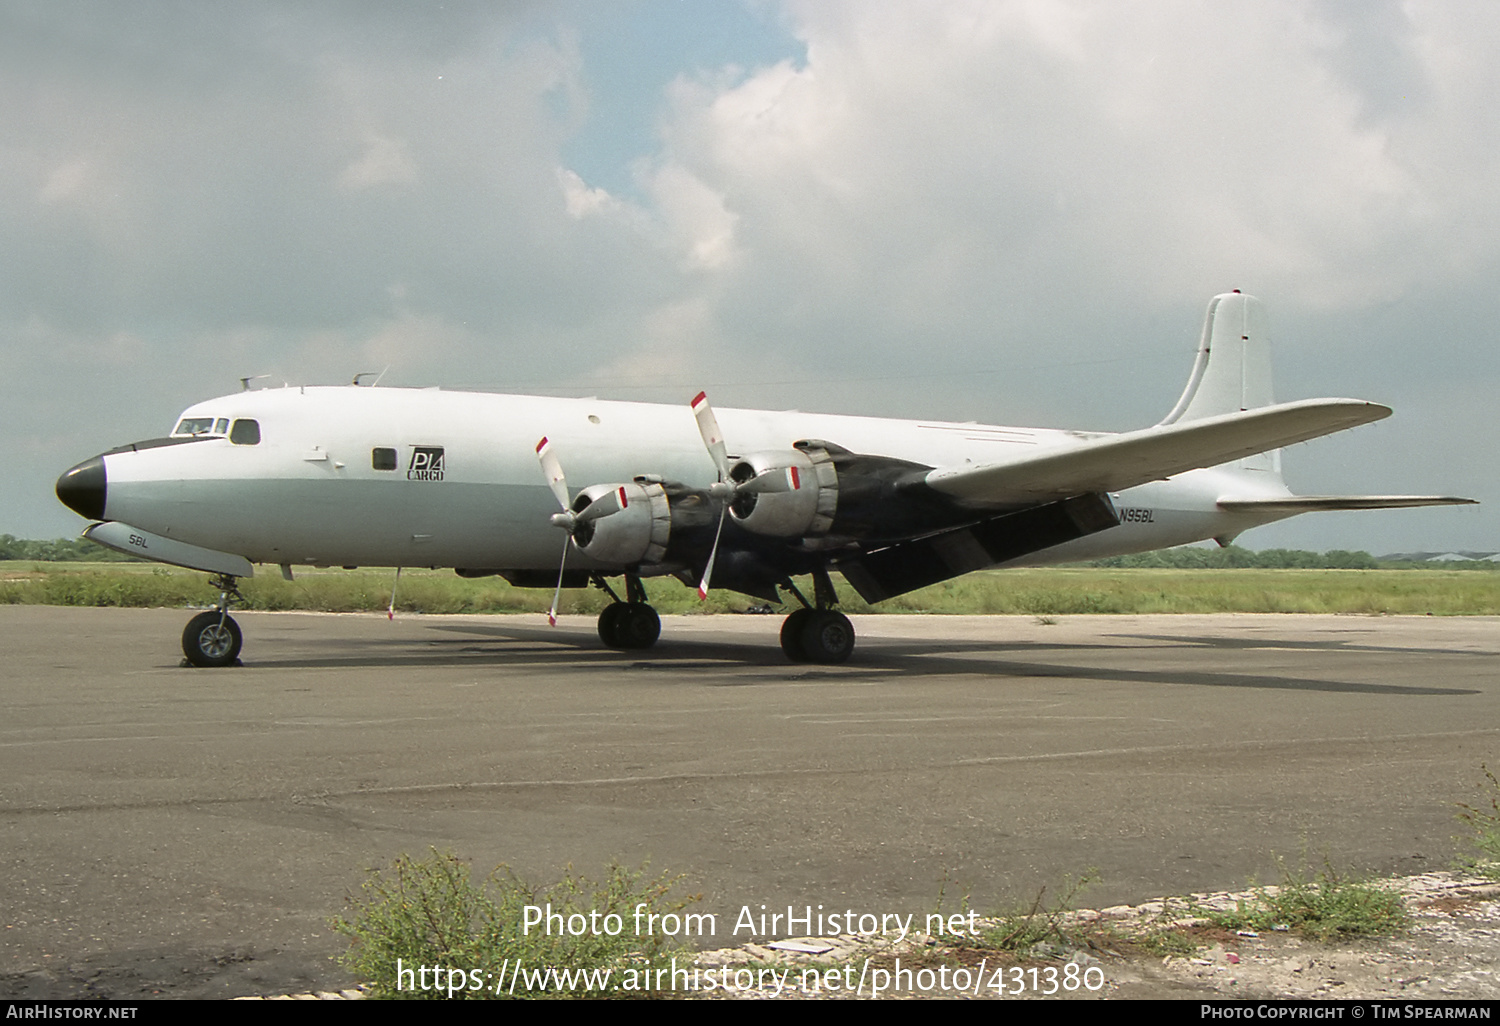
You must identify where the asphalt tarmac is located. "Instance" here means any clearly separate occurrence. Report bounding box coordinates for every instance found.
[1,606,1496,998]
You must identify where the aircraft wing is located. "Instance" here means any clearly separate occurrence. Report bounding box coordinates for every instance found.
[923,398,1392,506]
[1217,495,1477,512]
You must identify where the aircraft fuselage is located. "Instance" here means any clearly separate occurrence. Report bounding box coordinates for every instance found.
[60,292,1465,665]
[70,385,1279,574]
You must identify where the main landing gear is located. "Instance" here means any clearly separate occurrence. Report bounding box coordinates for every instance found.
[593,573,661,651]
[584,568,854,663]
[779,567,855,665]
[182,573,244,668]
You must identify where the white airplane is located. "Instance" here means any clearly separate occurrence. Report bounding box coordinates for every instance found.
[55,292,1472,667]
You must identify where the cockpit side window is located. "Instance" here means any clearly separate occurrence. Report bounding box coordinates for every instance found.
[229,419,261,445]
[174,417,219,436]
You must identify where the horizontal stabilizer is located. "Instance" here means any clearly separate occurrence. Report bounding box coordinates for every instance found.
[925,398,1392,506]
[1218,495,1477,513]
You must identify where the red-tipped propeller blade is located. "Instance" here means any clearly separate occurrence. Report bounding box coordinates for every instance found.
[697,504,727,601]
[548,535,568,626]
[536,436,570,511]
[691,392,730,481]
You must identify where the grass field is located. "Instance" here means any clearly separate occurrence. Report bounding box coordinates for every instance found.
[4,562,1499,616]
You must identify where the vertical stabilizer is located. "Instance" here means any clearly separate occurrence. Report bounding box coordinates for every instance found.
[1158,291,1278,475]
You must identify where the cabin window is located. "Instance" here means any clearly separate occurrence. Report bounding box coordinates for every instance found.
[229,419,261,445]
[372,447,397,471]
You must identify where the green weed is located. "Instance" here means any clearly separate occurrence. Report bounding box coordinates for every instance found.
[1455,765,1500,879]
[332,851,699,999]
[1196,855,1406,943]
[963,870,1099,958]
[1130,925,1201,957]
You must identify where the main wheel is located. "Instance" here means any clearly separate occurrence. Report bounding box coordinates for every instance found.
[800,610,854,664]
[615,603,660,650]
[597,603,627,648]
[182,611,242,668]
[780,608,814,662]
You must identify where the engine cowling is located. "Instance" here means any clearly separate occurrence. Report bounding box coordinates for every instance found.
[570,481,672,565]
[727,447,838,538]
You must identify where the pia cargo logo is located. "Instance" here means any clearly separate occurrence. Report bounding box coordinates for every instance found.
[408,446,445,481]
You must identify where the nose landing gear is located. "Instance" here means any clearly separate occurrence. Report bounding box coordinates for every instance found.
[182,573,244,667]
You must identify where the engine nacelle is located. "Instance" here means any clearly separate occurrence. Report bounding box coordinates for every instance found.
[727,447,838,538]
[571,481,672,565]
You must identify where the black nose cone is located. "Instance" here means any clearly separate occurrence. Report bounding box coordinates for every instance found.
[57,456,106,520]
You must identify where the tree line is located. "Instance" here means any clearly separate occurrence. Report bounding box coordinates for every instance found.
[1084,545,1495,570]
[0,535,142,562]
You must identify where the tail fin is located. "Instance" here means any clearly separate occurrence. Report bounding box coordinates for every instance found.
[1156,294,1478,526]
[1159,291,1278,475]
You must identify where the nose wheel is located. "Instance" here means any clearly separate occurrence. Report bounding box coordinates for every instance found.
[182,611,243,667]
[181,573,245,667]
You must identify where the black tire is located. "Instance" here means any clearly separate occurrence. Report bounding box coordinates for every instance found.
[800,610,854,664]
[597,603,627,648]
[182,611,242,668]
[616,603,661,650]
[780,608,813,662]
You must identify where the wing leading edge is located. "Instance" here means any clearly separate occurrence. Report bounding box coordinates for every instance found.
[1217,495,1477,513]
[923,398,1393,507]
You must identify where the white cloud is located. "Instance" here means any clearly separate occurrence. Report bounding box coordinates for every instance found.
[338,132,418,190]
[650,1,1470,316]
[559,168,614,219]
[5,1,1496,550]
[646,162,740,271]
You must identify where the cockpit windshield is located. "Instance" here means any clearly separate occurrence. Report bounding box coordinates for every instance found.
[173,417,230,437]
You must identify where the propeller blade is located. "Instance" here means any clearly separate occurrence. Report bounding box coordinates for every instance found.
[697,504,727,601]
[691,392,730,480]
[548,535,569,627]
[738,465,799,495]
[574,485,625,524]
[536,437,569,511]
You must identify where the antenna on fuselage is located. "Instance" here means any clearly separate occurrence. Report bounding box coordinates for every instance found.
[240,374,270,391]
[352,366,390,387]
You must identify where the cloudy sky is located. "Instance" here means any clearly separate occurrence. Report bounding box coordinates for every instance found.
[5,0,1495,554]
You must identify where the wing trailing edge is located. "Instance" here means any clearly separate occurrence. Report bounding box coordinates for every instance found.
[838,493,1120,603]
[924,398,1392,507]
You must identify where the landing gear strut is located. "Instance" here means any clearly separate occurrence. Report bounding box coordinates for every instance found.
[780,566,854,664]
[593,573,660,650]
[182,573,244,668]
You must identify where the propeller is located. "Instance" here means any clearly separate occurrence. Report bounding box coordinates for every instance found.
[535,437,624,625]
[689,392,799,599]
